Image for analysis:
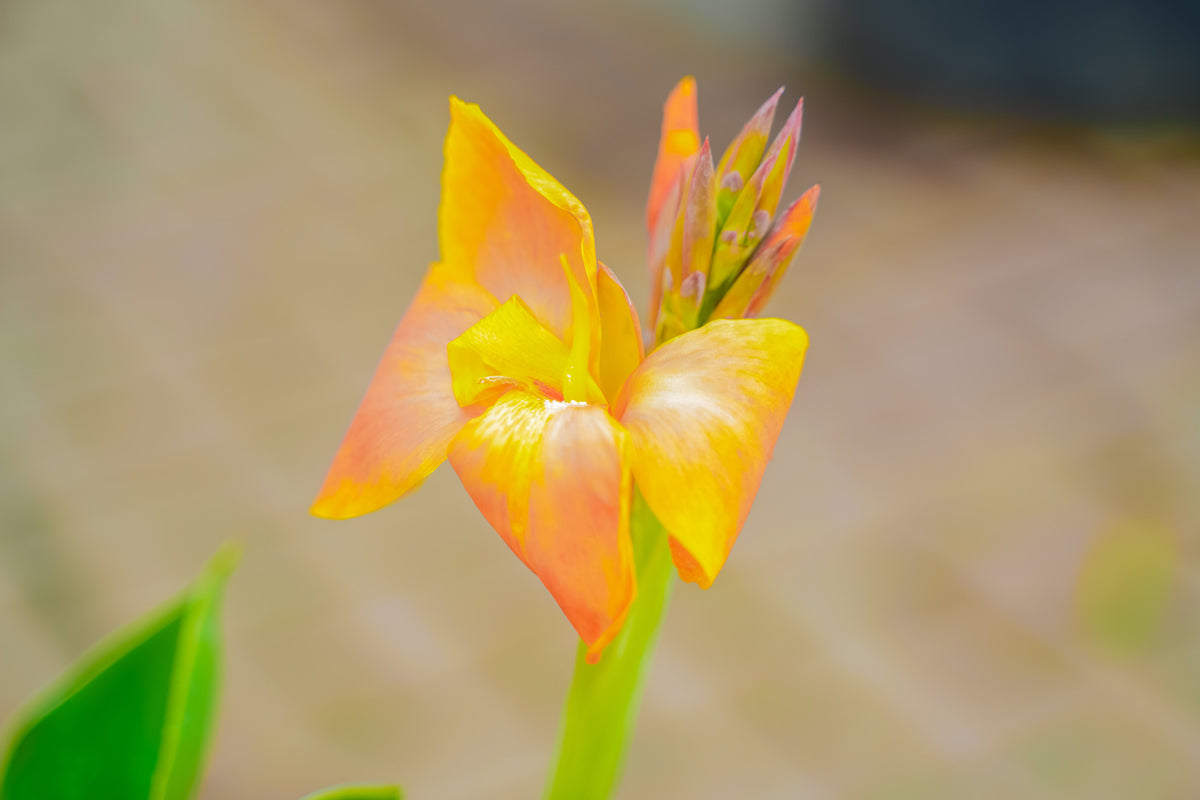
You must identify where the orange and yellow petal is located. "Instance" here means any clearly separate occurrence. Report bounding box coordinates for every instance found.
[646,78,701,324]
[445,391,545,554]
[613,319,808,588]
[447,392,635,660]
[595,262,645,401]
[529,403,635,661]
[440,98,600,359]
[312,262,499,519]
[646,76,701,236]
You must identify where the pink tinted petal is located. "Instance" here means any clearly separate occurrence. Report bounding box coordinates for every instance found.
[448,393,635,659]
[528,403,635,661]
[312,262,498,519]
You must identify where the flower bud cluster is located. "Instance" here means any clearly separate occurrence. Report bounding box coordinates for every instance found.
[648,83,819,345]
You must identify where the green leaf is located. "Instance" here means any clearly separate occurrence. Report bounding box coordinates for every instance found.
[0,543,240,800]
[298,786,402,800]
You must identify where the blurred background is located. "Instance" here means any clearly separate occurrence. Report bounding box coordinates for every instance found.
[2,0,1199,797]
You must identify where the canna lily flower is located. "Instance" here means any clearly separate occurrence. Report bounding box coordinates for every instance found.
[312,93,809,662]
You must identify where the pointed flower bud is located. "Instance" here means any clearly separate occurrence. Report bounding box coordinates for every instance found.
[711,185,819,320]
[756,97,803,219]
[706,148,779,293]
[705,98,803,304]
[655,139,716,342]
[653,266,687,345]
[646,168,684,330]
[714,87,782,225]
[680,141,716,286]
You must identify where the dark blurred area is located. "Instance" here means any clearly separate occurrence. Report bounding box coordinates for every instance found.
[824,0,1200,123]
[1,1,1198,798]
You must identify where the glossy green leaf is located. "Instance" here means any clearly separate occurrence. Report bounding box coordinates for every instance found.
[0,544,239,800]
[298,785,403,800]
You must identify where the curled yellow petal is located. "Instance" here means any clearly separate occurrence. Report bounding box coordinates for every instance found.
[561,254,593,404]
[595,262,644,402]
[447,292,605,407]
[447,296,572,407]
[614,319,808,588]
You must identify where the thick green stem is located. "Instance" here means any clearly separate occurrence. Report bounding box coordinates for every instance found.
[543,491,674,800]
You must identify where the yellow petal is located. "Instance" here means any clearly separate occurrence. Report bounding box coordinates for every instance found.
[441,99,600,359]
[312,262,499,519]
[447,392,635,659]
[448,296,571,407]
[561,254,594,404]
[595,262,645,401]
[613,319,808,588]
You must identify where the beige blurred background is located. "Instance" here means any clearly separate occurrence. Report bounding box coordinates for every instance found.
[2,0,1199,798]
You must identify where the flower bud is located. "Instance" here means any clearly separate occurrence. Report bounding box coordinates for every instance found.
[705,98,803,302]
[655,139,716,342]
[714,87,782,225]
[681,140,717,284]
[706,148,779,293]
[711,185,819,320]
[647,82,815,340]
